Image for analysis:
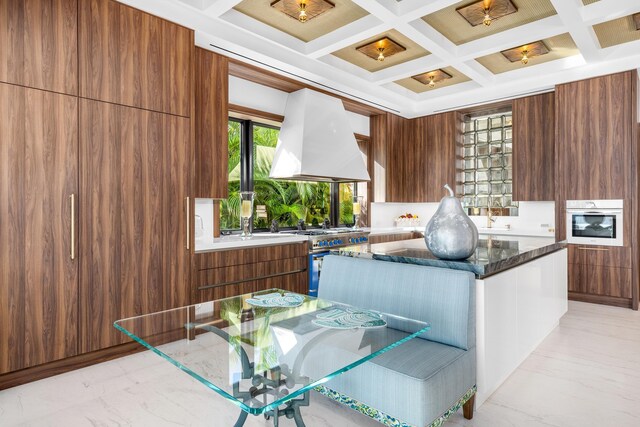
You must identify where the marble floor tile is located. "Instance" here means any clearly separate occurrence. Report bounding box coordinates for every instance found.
[1,301,639,426]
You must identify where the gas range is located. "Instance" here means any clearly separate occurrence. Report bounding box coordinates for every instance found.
[281,228,370,253]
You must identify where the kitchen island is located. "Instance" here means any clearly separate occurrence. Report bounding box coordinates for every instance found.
[332,236,568,407]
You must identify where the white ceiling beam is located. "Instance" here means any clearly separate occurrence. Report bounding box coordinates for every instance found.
[581,0,640,26]
[456,15,566,61]
[220,9,307,54]
[350,0,398,21]
[403,20,495,86]
[305,15,390,59]
[370,55,448,84]
[396,0,461,20]
[200,0,244,18]
[548,0,602,62]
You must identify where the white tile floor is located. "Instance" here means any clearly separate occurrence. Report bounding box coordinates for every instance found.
[1,301,639,427]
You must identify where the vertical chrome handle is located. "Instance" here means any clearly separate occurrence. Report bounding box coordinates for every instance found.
[186,197,190,250]
[70,193,75,260]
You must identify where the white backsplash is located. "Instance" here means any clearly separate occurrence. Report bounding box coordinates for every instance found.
[371,201,556,236]
[194,198,216,250]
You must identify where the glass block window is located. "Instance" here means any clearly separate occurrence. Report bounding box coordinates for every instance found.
[462,112,518,215]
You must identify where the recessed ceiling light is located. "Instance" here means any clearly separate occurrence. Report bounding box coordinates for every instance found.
[456,0,518,27]
[412,69,453,88]
[270,0,335,24]
[356,37,406,62]
[500,41,549,65]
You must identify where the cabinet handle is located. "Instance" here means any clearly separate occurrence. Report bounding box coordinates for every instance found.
[577,247,609,251]
[70,193,75,260]
[186,197,190,251]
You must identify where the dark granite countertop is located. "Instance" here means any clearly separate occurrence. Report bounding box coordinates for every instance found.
[331,236,566,279]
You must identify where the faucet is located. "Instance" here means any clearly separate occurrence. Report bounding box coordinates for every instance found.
[486,207,497,229]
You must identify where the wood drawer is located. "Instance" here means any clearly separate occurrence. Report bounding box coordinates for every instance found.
[568,263,632,298]
[197,257,308,290]
[369,232,421,245]
[567,245,632,268]
[196,242,308,269]
[196,270,308,303]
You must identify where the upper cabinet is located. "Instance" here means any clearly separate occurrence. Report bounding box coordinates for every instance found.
[195,47,229,199]
[512,92,555,201]
[555,71,636,201]
[78,0,192,117]
[384,112,459,203]
[0,0,78,95]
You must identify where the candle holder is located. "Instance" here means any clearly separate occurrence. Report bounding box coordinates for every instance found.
[352,196,363,230]
[239,191,255,239]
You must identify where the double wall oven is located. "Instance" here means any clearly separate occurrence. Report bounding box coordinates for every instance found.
[566,200,623,247]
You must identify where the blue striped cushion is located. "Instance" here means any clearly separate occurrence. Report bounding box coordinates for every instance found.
[318,255,475,350]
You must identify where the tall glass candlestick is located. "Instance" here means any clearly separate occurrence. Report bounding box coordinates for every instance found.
[352,196,363,230]
[239,191,255,238]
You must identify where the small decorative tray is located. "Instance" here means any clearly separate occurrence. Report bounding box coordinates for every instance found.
[312,308,387,330]
[246,292,305,308]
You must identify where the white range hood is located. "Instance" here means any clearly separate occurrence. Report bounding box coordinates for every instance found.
[269,89,371,183]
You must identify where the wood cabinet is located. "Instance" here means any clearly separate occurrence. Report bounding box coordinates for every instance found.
[78,0,192,116]
[194,242,309,303]
[369,232,422,245]
[555,72,634,203]
[0,0,78,95]
[512,92,555,201]
[79,99,191,353]
[195,47,229,199]
[555,71,638,309]
[384,112,460,202]
[0,83,78,373]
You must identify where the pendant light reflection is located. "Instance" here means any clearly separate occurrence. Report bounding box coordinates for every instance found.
[521,49,529,65]
[428,75,436,88]
[298,1,307,23]
[377,47,385,62]
[483,7,492,26]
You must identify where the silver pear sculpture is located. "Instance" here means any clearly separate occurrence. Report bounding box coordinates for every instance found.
[424,184,479,260]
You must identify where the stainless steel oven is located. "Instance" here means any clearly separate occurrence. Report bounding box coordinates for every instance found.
[566,200,623,246]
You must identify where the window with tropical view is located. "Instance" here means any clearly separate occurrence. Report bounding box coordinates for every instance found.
[221,119,364,232]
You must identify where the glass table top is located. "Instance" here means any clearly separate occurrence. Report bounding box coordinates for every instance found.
[114,289,430,415]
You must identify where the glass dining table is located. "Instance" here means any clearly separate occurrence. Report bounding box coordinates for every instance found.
[114,289,430,427]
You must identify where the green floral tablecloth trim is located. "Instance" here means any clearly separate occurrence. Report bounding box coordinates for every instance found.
[313,384,477,427]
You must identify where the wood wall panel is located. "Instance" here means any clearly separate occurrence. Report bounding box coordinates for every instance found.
[385,112,459,202]
[78,0,192,116]
[0,0,78,95]
[369,114,387,202]
[555,72,634,202]
[0,83,78,373]
[80,99,191,353]
[195,47,229,198]
[512,92,555,201]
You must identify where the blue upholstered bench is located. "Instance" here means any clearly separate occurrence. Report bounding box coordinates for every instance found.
[315,255,476,427]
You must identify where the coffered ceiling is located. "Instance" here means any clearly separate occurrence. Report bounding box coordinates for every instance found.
[121,0,640,117]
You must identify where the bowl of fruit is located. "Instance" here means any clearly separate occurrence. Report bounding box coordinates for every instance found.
[395,213,421,227]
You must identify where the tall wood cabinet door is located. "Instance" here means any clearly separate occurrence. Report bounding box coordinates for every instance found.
[425,112,459,202]
[78,0,192,116]
[80,99,191,352]
[555,72,633,200]
[512,92,555,201]
[164,112,192,310]
[195,47,229,199]
[0,83,78,373]
[0,0,78,95]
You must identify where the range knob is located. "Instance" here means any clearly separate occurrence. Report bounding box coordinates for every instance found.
[337,239,343,245]
[362,236,368,242]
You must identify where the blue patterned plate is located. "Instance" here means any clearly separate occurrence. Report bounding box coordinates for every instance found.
[312,308,387,330]
[246,292,305,308]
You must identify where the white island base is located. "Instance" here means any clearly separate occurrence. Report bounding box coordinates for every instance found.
[475,248,568,406]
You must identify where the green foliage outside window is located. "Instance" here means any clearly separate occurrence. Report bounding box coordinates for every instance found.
[220,121,355,231]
